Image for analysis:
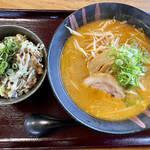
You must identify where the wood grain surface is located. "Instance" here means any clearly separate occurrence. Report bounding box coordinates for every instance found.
[0,0,149,12]
[0,0,150,150]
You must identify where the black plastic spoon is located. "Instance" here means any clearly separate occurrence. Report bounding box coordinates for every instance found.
[24,113,79,137]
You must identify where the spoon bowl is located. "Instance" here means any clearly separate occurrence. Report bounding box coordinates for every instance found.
[24,114,79,136]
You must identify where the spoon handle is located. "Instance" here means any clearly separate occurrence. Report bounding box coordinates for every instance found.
[24,113,79,137]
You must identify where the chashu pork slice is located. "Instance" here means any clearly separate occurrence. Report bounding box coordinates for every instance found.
[87,50,114,74]
[87,51,108,74]
[83,73,125,99]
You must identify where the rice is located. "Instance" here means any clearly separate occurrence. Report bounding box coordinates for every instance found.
[0,34,44,98]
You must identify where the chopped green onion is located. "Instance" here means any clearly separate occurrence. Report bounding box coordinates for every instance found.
[23,73,27,80]
[115,59,123,66]
[12,63,18,69]
[135,88,143,100]
[7,69,14,76]
[0,39,20,78]
[0,85,5,94]
[0,61,8,74]
[106,40,148,88]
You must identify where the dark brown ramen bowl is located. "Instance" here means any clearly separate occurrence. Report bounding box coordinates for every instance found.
[48,3,150,134]
[0,25,47,105]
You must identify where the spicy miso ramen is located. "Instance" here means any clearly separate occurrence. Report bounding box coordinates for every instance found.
[60,19,150,121]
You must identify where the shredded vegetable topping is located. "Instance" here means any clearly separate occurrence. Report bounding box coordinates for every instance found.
[106,40,148,88]
[0,34,44,98]
[0,39,19,77]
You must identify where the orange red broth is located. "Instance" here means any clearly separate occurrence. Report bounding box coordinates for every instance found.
[60,20,150,121]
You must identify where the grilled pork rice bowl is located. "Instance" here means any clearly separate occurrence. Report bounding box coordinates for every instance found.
[0,25,47,105]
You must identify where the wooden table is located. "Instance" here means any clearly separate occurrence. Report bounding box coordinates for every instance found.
[0,0,150,150]
[0,0,150,12]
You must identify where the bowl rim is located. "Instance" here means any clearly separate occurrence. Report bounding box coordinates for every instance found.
[0,25,47,105]
[47,2,150,134]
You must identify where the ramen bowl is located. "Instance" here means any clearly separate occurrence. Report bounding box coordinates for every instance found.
[48,3,150,134]
[0,25,47,105]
